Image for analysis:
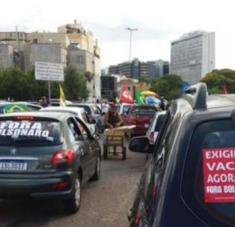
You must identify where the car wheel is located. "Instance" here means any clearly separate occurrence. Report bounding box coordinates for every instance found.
[64,176,81,214]
[103,145,108,160]
[91,156,101,181]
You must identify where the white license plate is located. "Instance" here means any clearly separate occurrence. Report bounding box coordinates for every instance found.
[0,161,27,171]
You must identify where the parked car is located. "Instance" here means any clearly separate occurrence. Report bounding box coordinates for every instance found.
[126,105,158,136]
[39,106,98,135]
[146,111,167,144]
[49,99,72,106]
[68,103,104,133]
[0,102,41,114]
[128,83,235,226]
[0,112,101,213]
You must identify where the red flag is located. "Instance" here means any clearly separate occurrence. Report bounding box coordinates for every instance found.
[222,84,228,95]
[119,85,134,104]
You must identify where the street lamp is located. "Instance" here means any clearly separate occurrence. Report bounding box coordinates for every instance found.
[125,27,138,62]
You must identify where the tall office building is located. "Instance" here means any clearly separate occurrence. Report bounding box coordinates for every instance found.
[170,31,215,84]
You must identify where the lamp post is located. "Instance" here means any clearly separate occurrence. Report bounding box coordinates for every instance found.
[125,27,138,62]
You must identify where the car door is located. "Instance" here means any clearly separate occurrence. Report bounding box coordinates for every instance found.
[75,117,98,180]
[67,117,91,183]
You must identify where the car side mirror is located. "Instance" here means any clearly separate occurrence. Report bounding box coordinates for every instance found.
[129,136,153,154]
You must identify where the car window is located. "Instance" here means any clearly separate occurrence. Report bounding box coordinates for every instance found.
[75,117,91,140]
[81,112,89,123]
[79,106,91,115]
[182,119,235,225]
[67,117,83,141]
[123,105,130,115]
[0,118,63,146]
[154,113,167,132]
[130,106,157,116]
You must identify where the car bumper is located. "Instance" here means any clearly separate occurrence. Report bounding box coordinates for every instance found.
[0,171,74,199]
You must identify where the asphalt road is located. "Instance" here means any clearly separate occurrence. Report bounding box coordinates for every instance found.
[0,146,146,227]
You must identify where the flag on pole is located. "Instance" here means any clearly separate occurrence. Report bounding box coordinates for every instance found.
[59,84,66,106]
[119,85,134,104]
[135,90,144,104]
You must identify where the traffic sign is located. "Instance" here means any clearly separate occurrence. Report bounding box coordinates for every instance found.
[35,61,64,81]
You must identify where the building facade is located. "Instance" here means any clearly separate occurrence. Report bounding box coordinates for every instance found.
[170,31,215,84]
[0,44,14,68]
[0,21,101,100]
[24,43,67,71]
[108,59,169,78]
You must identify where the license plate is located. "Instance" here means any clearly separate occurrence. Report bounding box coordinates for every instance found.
[0,161,27,171]
[144,124,149,128]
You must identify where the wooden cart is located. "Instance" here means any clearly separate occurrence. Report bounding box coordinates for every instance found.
[103,125,135,160]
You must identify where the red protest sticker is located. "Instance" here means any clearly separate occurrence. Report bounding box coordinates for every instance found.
[203,147,235,203]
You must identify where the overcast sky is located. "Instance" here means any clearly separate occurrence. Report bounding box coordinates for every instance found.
[1,0,235,69]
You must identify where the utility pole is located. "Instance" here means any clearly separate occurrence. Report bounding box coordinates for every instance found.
[125,27,138,62]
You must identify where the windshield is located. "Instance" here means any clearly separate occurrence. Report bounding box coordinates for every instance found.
[0,119,63,146]
[130,106,157,116]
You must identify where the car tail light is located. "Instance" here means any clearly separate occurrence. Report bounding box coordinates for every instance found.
[53,181,69,190]
[51,149,75,166]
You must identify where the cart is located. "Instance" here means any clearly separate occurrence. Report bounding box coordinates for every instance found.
[103,125,135,160]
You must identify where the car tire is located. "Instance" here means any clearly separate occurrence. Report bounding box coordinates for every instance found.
[64,176,81,214]
[122,147,127,160]
[103,145,108,160]
[91,156,101,181]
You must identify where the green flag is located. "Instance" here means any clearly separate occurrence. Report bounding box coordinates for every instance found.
[135,90,144,104]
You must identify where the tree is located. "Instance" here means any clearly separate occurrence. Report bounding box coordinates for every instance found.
[0,67,30,100]
[64,65,89,100]
[201,69,235,94]
[150,75,183,100]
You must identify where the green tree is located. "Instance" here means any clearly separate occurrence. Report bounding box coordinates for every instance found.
[0,67,30,100]
[64,65,89,100]
[150,74,183,100]
[201,69,235,94]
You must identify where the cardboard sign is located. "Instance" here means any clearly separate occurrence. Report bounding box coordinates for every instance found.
[203,147,235,203]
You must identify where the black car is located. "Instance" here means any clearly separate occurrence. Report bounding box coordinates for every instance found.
[0,112,101,213]
[129,83,235,227]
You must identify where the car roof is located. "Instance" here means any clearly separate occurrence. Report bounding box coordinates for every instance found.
[207,95,235,109]
[175,84,235,121]
[40,106,85,115]
[0,111,72,121]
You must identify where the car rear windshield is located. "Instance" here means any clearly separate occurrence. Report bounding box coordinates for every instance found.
[130,106,157,116]
[0,119,63,146]
[0,104,37,114]
[182,119,235,225]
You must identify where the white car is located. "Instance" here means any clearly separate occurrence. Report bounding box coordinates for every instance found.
[40,106,97,135]
[146,111,167,144]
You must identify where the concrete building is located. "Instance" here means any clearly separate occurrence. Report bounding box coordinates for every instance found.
[108,59,169,78]
[0,44,14,68]
[101,76,118,100]
[154,60,169,77]
[170,30,215,84]
[0,22,101,100]
[24,43,67,71]
[27,32,69,49]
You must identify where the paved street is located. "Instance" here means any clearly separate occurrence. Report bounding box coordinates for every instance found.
[0,147,146,227]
